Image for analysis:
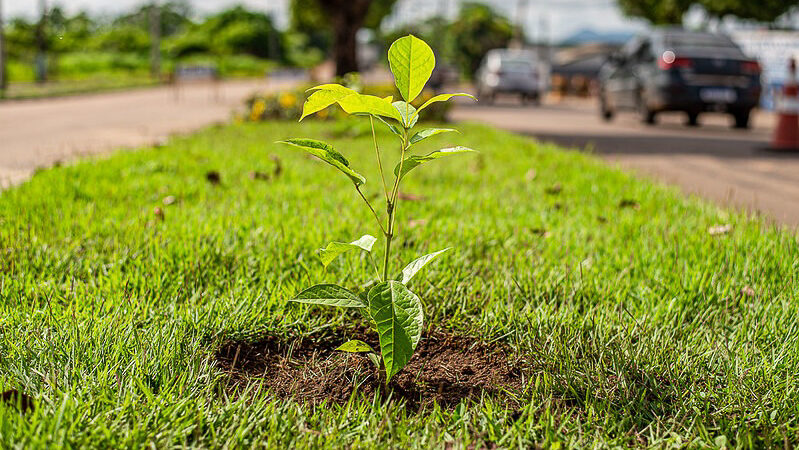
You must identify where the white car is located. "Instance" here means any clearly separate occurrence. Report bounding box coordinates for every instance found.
[476,49,544,104]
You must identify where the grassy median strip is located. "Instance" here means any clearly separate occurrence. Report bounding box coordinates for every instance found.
[1,120,797,447]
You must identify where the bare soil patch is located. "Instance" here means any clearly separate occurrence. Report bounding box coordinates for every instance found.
[215,327,529,410]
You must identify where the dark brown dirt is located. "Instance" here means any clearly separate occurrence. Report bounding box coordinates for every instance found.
[215,327,529,410]
[0,389,35,412]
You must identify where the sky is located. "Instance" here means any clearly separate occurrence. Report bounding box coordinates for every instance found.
[5,0,648,42]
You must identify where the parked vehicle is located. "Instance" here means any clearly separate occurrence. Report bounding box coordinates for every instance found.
[598,29,762,128]
[476,49,543,104]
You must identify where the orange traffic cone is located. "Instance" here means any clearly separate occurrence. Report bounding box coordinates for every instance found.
[771,58,799,151]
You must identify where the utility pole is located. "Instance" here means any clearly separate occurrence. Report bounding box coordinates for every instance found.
[0,0,7,95]
[511,0,529,49]
[149,1,161,80]
[35,0,47,84]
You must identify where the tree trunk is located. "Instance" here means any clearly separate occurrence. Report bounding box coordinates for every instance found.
[321,0,371,77]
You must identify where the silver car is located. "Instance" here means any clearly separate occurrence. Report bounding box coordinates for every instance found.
[476,49,541,104]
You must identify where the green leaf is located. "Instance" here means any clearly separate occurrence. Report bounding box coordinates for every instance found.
[302,84,402,122]
[339,94,403,122]
[307,83,352,93]
[409,128,458,145]
[414,93,476,117]
[300,86,353,121]
[375,115,403,139]
[388,35,436,103]
[277,138,366,186]
[393,101,419,129]
[398,248,452,284]
[336,340,374,353]
[368,281,424,381]
[393,146,476,180]
[291,284,366,308]
[318,234,377,268]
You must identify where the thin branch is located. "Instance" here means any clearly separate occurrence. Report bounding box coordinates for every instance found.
[355,185,387,235]
[383,127,410,280]
[369,253,382,282]
[369,115,389,202]
[389,128,409,226]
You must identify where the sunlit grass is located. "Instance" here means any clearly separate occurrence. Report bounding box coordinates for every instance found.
[0,120,797,447]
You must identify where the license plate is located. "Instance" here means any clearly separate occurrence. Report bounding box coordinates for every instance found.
[700,88,737,103]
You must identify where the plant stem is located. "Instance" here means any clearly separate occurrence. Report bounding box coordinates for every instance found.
[383,128,410,281]
[382,217,393,281]
[369,253,382,282]
[369,115,389,202]
[355,186,387,235]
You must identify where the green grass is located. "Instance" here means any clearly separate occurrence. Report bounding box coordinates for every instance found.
[1,120,798,448]
[2,52,276,100]
[2,77,160,100]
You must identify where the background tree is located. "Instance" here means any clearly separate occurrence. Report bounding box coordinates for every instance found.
[290,0,397,76]
[617,0,694,24]
[698,0,797,24]
[113,1,191,38]
[618,0,796,25]
[449,3,516,77]
[166,6,282,59]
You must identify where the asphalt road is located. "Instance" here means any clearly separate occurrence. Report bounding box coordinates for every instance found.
[451,97,799,227]
[0,79,284,187]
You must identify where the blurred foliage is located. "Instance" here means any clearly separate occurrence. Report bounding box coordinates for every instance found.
[385,3,515,79]
[3,0,795,87]
[290,0,398,76]
[291,0,396,32]
[113,1,192,37]
[243,83,451,123]
[699,0,796,23]
[619,0,796,24]
[449,3,516,77]
[4,3,291,83]
[166,6,282,59]
[281,32,326,68]
[617,0,693,24]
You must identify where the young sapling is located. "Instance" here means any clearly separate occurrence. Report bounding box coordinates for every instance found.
[278,35,476,383]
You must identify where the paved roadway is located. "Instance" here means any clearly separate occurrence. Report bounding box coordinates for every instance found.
[451,97,799,227]
[0,79,282,187]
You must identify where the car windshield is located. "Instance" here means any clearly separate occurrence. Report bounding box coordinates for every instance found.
[499,59,534,72]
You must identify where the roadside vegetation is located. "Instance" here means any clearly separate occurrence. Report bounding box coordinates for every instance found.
[2,1,520,100]
[1,115,798,446]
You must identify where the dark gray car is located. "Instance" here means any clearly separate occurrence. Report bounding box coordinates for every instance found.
[598,29,762,128]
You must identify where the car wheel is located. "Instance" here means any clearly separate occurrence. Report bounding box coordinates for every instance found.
[523,93,540,106]
[599,96,614,121]
[733,110,751,129]
[685,112,700,127]
[637,94,656,125]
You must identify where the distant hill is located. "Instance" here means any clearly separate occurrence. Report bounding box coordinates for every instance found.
[559,29,636,46]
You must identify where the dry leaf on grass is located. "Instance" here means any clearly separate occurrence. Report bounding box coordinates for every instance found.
[398,192,426,202]
[206,171,221,185]
[545,183,562,195]
[708,224,732,235]
[408,219,428,229]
